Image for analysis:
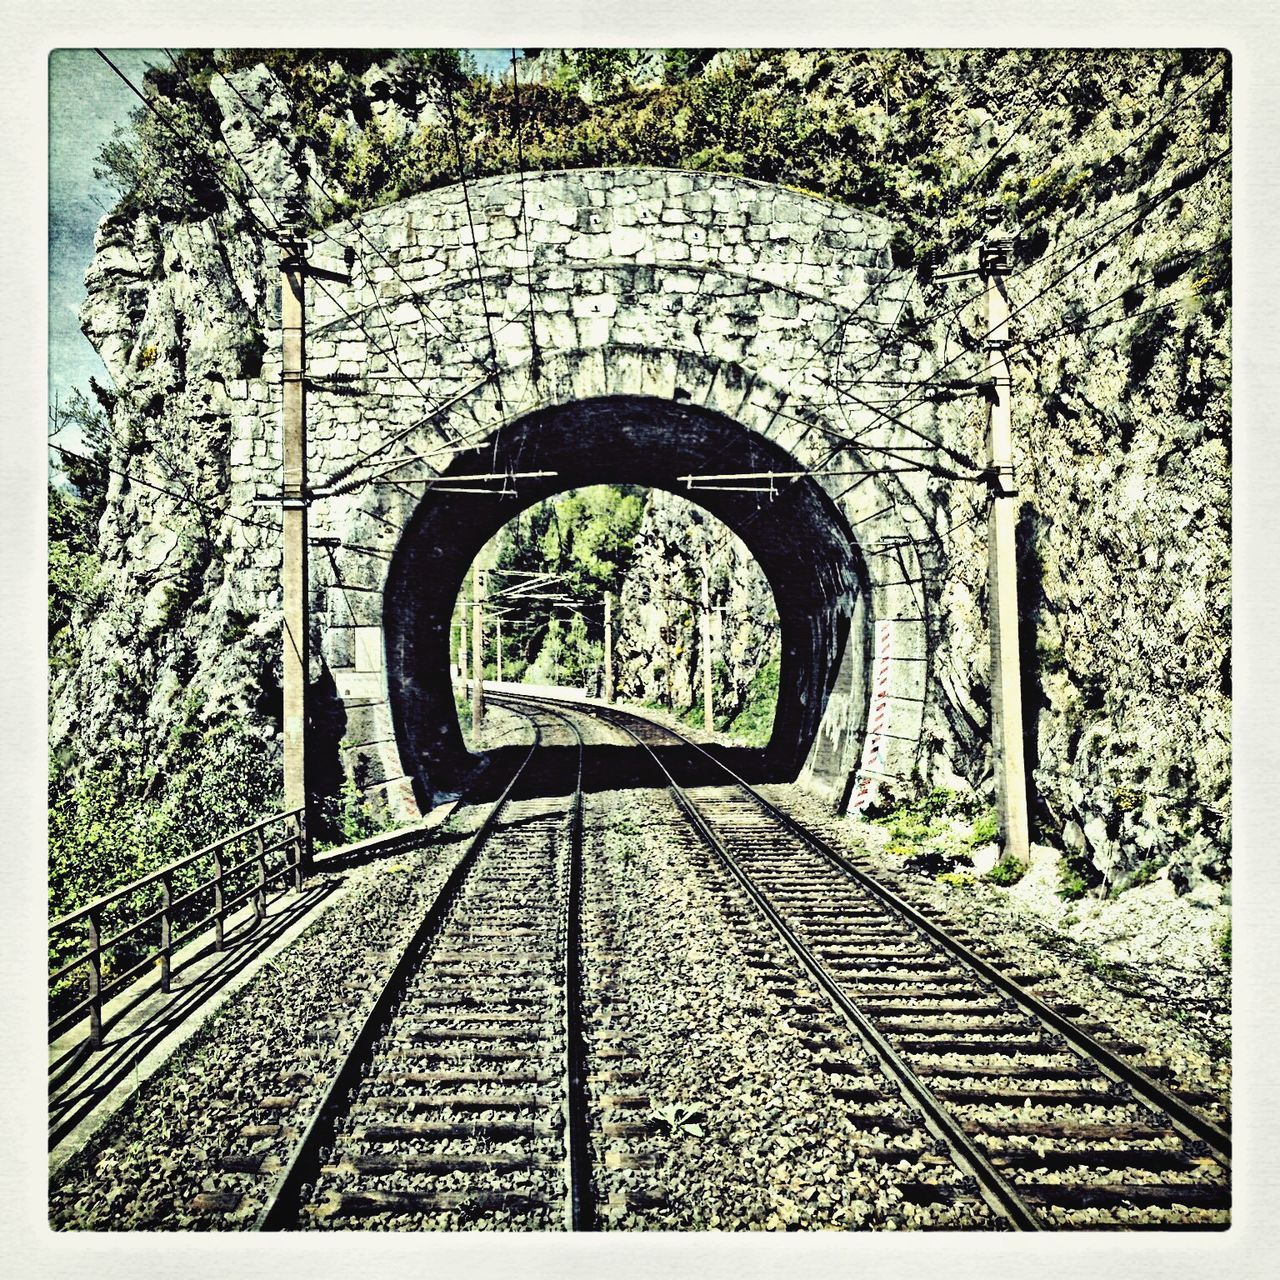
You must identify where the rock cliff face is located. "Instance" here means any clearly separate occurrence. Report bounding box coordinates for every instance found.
[55,49,1229,897]
[915,54,1231,897]
[56,205,278,793]
[613,491,778,730]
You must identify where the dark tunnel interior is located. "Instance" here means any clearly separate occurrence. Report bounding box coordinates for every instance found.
[384,395,868,806]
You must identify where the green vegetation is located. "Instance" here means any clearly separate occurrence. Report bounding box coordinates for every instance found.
[866,788,990,879]
[317,773,382,850]
[48,716,280,1009]
[873,787,985,840]
[94,48,1226,283]
[50,390,286,994]
[968,807,998,846]
[1217,920,1231,966]
[723,655,779,745]
[984,853,1028,886]
[652,1101,707,1138]
[473,484,646,690]
[1058,841,1104,900]
[49,393,110,676]
[1108,856,1164,897]
[49,384,285,969]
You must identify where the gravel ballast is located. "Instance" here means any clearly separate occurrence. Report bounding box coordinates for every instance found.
[48,697,1227,1231]
[760,787,1231,1114]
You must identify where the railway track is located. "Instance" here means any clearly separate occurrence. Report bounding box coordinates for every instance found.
[496,692,1231,1231]
[207,688,1229,1231]
[252,706,593,1230]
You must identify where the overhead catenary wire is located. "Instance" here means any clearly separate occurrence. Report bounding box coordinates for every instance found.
[729,152,1228,534]
[954,59,1075,203]
[127,51,500,494]
[846,143,1232,445]
[91,51,1230,570]
[49,441,280,533]
[98,49,285,246]
[443,86,503,379]
[510,49,544,379]
[923,55,1228,334]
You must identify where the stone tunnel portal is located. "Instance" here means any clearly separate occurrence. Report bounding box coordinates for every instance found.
[385,394,869,807]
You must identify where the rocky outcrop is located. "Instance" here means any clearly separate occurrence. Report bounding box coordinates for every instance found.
[914,53,1231,897]
[614,491,778,729]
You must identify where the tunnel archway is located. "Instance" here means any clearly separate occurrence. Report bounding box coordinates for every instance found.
[301,169,940,820]
[385,394,869,804]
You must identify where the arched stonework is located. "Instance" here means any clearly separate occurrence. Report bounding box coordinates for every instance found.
[222,168,948,816]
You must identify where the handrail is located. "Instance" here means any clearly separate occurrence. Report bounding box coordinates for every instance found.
[49,807,308,1051]
[51,808,305,931]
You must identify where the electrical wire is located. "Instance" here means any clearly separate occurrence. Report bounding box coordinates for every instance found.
[510,49,543,379]
[850,144,1231,443]
[211,64,486,366]
[98,50,283,245]
[48,441,281,533]
[925,55,1227,331]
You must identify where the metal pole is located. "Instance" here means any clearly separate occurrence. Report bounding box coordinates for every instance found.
[458,618,468,688]
[212,845,225,952]
[87,909,102,1051]
[254,826,268,923]
[159,872,172,993]
[701,550,714,732]
[603,592,614,704]
[495,613,503,684]
[281,243,311,876]
[471,569,484,729]
[984,239,1031,863]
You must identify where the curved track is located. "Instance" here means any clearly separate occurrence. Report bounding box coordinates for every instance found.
[242,690,1228,1231]
[494,692,1231,1231]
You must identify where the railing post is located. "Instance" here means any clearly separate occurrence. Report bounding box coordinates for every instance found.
[86,908,103,1051]
[159,872,173,993]
[255,827,267,923]
[212,844,225,952]
[293,811,306,891]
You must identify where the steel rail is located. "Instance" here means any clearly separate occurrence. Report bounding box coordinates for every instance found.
[520,698,595,1231]
[582,694,1231,1161]
[621,709,1233,1165]
[577,704,1044,1232]
[254,721,544,1231]
[488,691,595,1229]
[562,712,594,1231]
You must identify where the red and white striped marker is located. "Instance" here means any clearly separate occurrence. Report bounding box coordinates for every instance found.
[851,620,893,813]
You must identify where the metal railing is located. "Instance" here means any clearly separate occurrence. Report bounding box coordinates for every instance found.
[49,809,307,1050]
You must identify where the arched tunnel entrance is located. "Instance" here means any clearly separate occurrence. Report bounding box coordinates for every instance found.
[385,394,870,806]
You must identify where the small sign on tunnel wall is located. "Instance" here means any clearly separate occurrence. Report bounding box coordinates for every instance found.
[354,627,384,674]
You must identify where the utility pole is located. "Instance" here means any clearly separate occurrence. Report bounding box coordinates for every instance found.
[981,229,1031,863]
[472,568,485,729]
[458,617,468,688]
[700,548,714,733]
[278,227,350,877]
[603,592,614,704]
[280,239,308,868]
[495,613,503,684]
